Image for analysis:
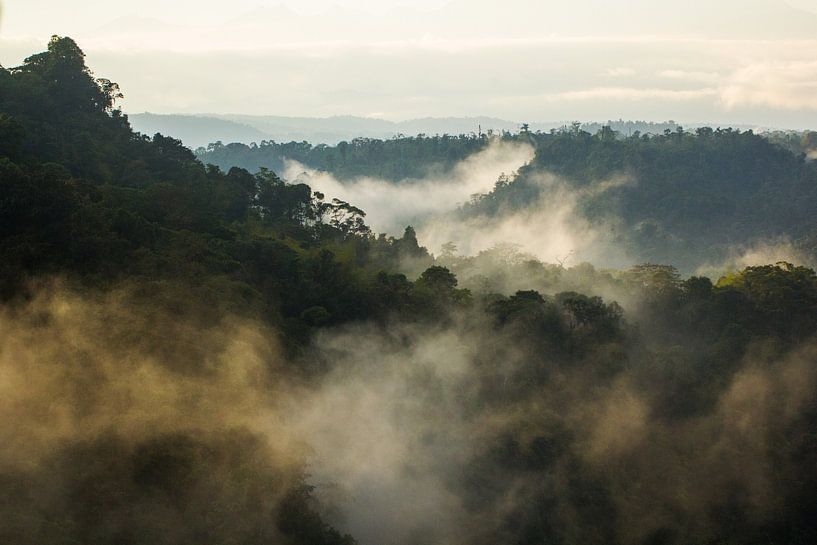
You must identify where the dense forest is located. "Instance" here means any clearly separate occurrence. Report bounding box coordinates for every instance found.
[197,135,498,182]
[2,37,817,545]
[463,126,817,268]
[200,125,817,272]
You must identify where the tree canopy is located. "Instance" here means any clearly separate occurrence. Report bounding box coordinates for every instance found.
[2,38,817,545]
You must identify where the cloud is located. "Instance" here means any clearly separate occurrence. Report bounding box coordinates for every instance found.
[719,61,817,111]
[550,87,718,102]
[658,69,721,83]
[7,31,817,125]
[604,67,636,77]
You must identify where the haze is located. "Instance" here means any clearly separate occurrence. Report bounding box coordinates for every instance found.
[5,8,817,545]
[0,0,817,128]
[2,0,817,127]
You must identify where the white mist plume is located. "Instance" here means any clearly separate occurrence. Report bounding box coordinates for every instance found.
[695,239,817,278]
[419,173,634,267]
[285,318,817,545]
[286,143,633,269]
[283,139,535,235]
[289,324,480,545]
[4,280,817,545]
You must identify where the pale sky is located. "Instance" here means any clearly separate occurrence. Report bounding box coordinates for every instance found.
[2,0,817,128]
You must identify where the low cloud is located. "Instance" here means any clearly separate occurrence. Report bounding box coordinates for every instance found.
[3,271,817,545]
[695,239,817,278]
[0,282,324,544]
[293,314,817,545]
[419,172,634,267]
[285,139,535,235]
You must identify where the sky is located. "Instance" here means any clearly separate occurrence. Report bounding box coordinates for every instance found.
[2,0,817,128]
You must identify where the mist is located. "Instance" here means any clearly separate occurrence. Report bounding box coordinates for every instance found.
[0,282,338,545]
[295,313,817,545]
[419,172,634,267]
[5,279,816,545]
[4,22,817,545]
[282,141,633,270]
[695,239,817,278]
[284,139,534,236]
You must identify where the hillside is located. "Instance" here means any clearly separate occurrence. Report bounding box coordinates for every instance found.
[3,37,817,545]
[196,126,817,272]
[462,127,817,270]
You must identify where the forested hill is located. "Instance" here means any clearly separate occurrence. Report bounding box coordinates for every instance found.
[0,36,454,329]
[463,127,817,268]
[135,113,696,150]
[191,124,697,182]
[197,126,817,271]
[4,37,817,545]
[0,34,427,545]
[196,136,499,181]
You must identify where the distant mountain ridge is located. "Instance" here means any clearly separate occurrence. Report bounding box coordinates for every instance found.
[129,114,269,149]
[129,113,526,148]
[128,113,772,149]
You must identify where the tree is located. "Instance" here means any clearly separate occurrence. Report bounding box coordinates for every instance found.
[717,262,817,340]
[418,265,458,291]
[556,291,623,338]
[0,113,24,158]
[15,36,122,113]
[327,199,370,237]
[394,226,429,260]
[626,264,681,295]
[439,242,458,260]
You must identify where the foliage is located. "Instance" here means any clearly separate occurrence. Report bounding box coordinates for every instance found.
[462,126,817,269]
[3,38,817,545]
[196,134,500,182]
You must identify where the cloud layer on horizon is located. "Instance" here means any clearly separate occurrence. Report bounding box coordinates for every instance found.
[2,1,817,127]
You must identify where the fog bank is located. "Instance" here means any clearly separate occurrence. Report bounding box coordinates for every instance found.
[285,140,534,235]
